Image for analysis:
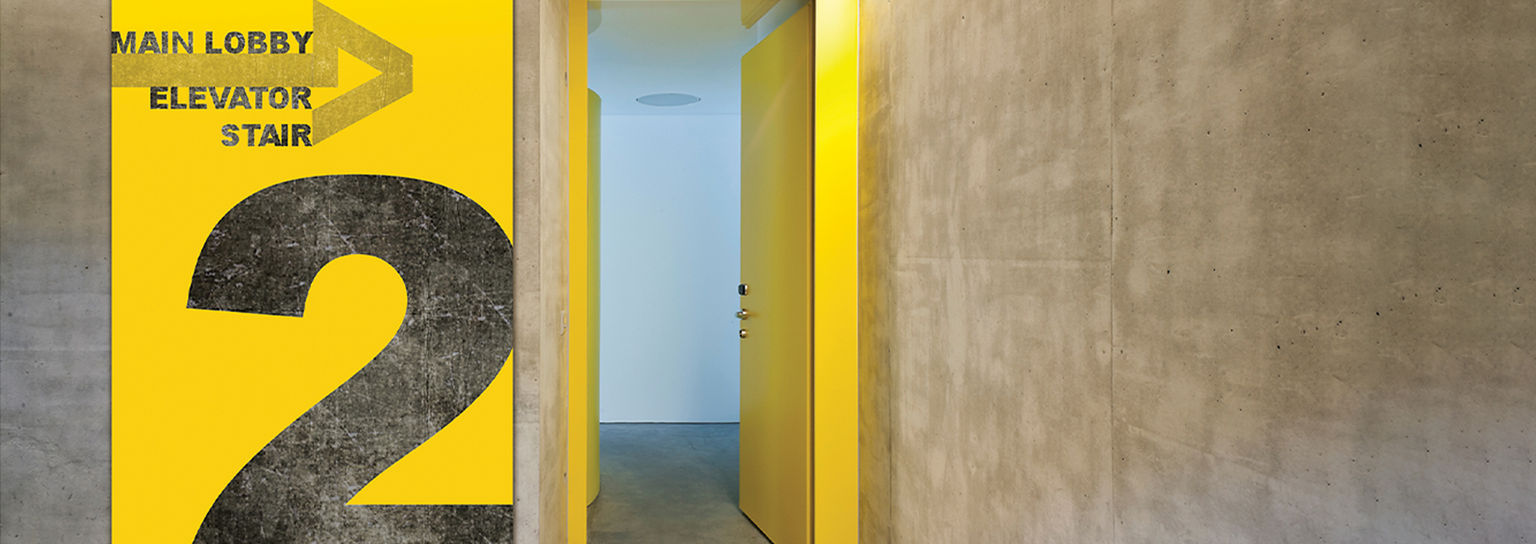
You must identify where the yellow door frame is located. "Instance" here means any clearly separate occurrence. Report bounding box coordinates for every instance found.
[811,1,859,542]
[568,0,594,541]
[567,0,859,541]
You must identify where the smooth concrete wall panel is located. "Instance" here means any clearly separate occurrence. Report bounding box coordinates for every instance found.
[888,260,1112,541]
[0,0,112,542]
[861,0,1115,541]
[856,0,894,540]
[861,0,1536,542]
[514,0,570,540]
[1110,1,1536,541]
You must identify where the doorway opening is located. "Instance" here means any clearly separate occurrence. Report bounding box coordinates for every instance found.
[569,0,857,542]
[579,1,810,543]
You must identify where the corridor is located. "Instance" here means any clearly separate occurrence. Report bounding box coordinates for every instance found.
[588,424,770,544]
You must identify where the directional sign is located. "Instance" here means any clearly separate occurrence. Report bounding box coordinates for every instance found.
[110,1,517,542]
[112,2,413,143]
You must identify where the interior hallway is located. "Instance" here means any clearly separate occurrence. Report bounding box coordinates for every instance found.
[588,424,770,544]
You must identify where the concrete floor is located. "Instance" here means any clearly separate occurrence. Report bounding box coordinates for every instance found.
[588,424,771,544]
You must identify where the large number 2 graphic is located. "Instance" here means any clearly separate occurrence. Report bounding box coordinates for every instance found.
[187,175,515,543]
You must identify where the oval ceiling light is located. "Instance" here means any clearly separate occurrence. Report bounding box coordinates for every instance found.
[636,92,702,107]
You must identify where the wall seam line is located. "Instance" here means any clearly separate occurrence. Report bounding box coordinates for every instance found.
[1106,0,1118,542]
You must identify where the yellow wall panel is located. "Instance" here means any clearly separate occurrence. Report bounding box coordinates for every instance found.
[111,1,516,541]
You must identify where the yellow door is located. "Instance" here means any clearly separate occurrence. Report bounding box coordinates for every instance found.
[739,5,813,544]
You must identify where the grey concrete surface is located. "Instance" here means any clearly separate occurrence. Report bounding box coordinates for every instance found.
[514,0,571,541]
[860,0,1536,542]
[588,424,769,544]
[1110,2,1535,542]
[859,0,1115,541]
[0,0,112,542]
[856,3,893,542]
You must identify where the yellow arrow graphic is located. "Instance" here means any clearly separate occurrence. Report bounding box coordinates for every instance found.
[111,1,412,143]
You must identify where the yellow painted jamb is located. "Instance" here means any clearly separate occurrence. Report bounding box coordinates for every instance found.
[568,0,590,540]
[586,89,602,506]
[813,0,859,542]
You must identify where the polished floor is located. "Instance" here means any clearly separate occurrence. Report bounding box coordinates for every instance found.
[588,423,771,544]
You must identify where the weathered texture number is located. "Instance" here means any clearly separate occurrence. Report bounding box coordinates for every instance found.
[187,175,515,543]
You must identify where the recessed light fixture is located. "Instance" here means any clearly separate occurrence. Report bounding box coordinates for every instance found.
[636,92,702,107]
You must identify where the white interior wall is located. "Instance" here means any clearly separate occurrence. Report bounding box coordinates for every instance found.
[598,113,741,423]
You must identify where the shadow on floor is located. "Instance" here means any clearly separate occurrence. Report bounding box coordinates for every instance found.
[588,423,771,544]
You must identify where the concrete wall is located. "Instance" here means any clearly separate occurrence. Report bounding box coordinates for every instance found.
[0,0,112,542]
[860,0,1535,542]
[599,114,741,423]
[514,0,570,541]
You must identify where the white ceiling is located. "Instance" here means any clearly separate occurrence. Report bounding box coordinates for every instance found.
[589,0,759,115]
